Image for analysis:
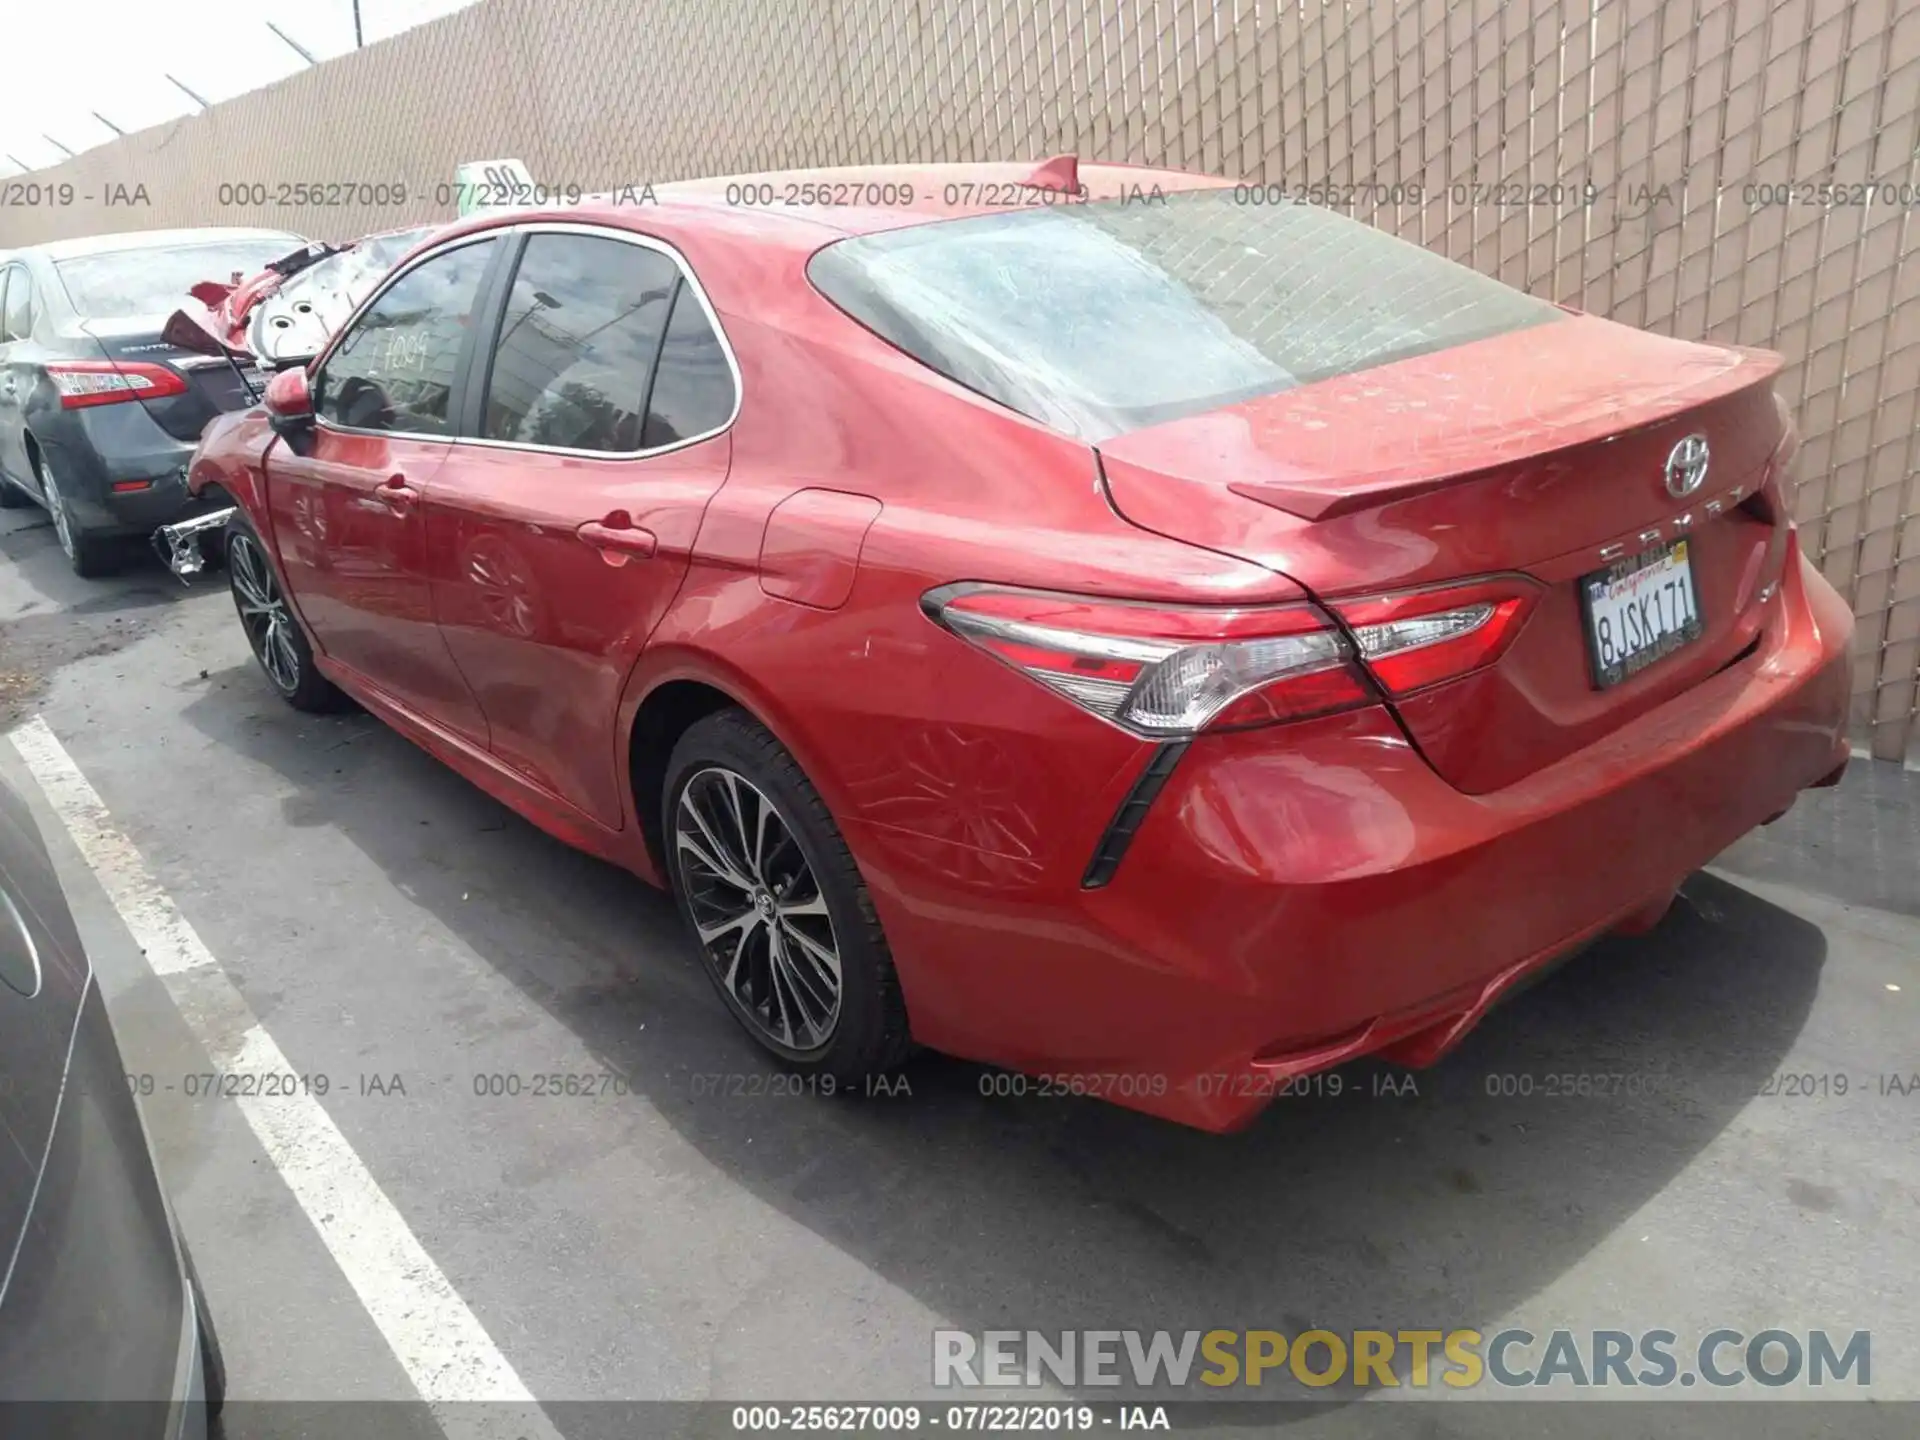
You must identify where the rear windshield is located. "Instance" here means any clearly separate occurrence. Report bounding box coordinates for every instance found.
[808,189,1563,440]
[56,239,303,321]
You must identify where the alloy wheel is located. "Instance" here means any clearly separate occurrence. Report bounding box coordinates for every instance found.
[229,533,302,694]
[40,463,77,562]
[672,766,843,1054]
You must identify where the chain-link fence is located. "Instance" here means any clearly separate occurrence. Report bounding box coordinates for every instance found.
[3,0,1916,757]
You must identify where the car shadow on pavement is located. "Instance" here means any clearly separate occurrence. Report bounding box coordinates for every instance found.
[183,674,1829,1421]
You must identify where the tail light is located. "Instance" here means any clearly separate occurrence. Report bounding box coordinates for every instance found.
[1328,577,1538,697]
[922,583,1376,737]
[925,577,1541,736]
[45,360,188,410]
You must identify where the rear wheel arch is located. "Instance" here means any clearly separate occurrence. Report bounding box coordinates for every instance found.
[0,432,37,505]
[657,701,915,1077]
[628,679,748,882]
[28,434,121,577]
[622,646,869,880]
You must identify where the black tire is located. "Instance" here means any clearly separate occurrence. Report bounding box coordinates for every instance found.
[225,512,349,713]
[663,707,912,1081]
[180,1238,226,1418]
[0,477,29,509]
[38,456,121,577]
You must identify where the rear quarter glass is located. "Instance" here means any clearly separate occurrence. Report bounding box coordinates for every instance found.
[806,189,1563,441]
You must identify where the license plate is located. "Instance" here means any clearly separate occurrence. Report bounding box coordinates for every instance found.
[1579,539,1704,689]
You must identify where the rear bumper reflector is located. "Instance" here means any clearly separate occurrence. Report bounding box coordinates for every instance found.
[1081,742,1188,888]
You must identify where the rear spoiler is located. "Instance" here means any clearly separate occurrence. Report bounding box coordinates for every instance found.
[1213,348,1784,522]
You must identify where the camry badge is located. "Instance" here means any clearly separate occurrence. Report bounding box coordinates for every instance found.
[1665,433,1710,498]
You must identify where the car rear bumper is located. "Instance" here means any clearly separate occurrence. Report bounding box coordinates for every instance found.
[870,537,1853,1131]
[36,405,217,536]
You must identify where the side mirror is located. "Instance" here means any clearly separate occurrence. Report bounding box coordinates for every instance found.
[264,367,315,453]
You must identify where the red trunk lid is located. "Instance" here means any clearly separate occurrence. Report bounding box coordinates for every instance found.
[1098,314,1793,792]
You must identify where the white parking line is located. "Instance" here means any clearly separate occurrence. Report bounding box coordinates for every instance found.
[9,716,563,1440]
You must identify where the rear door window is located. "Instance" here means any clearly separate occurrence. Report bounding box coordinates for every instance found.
[316,238,498,436]
[479,232,680,453]
[641,283,735,448]
[807,189,1563,441]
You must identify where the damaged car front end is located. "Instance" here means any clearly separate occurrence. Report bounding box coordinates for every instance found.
[152,156,570,579]
[150,225,441,580]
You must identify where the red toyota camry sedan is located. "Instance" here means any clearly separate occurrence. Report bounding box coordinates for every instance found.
[186,160,1853,1131]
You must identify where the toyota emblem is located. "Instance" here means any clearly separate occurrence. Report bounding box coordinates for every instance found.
[1665,434,1710,498]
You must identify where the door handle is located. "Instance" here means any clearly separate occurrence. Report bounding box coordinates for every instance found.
[377,473,417,509]
[576,510,657,560]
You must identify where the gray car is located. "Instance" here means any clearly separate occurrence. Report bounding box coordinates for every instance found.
[0,772,222,1437]
[0,228,304,576]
